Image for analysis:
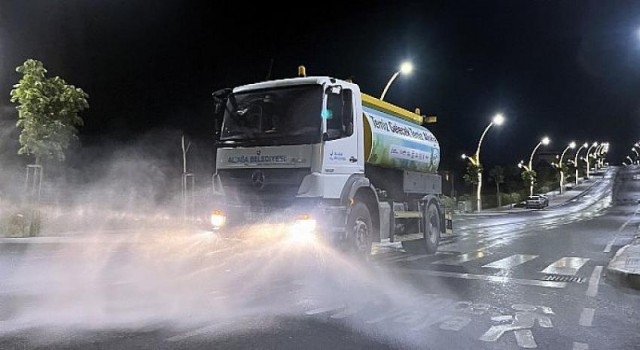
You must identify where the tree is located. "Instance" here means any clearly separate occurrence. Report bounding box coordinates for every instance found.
[489,166,505,207]
[521,169,536,195]
[463,162,482,210]
[9,59,89,164]
[463,162,482,186]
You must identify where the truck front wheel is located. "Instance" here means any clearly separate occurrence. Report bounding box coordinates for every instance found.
[347,202,373,258]
[422,202,441,254]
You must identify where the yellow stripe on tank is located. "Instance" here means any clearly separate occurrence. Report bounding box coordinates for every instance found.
[361,93,424,126]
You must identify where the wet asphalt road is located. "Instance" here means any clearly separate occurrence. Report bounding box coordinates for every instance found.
[1,167,640,349]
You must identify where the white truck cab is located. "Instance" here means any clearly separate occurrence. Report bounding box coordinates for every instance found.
[211,72,447,256]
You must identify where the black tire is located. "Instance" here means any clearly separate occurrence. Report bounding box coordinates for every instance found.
[346,202,373,258]
[422,202,441,254]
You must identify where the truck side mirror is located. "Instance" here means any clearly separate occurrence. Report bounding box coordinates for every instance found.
[212,88,232,115]
[214,102,223,115]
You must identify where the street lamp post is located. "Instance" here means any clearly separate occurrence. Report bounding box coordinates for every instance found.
[599,142,609,167]
[558,141,576,194]
[461,114,505,212]
[585,142,598,179]
[380,61,413,101]
[573,142,588,186]
[524,137,550,196]
[593,144,605,170]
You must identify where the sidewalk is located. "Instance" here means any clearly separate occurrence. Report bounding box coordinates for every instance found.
[455,178,597,217]
[605,236,640,291]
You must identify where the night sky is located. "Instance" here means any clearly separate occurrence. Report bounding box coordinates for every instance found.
[2,0,640,175]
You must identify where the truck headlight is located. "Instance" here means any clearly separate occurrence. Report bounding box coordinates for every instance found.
[289,214,317,242]
[210,210,226,229]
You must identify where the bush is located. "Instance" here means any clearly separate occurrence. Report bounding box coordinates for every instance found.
[440,195,456,209]
[1,211,28,237]
[538,185,550,194]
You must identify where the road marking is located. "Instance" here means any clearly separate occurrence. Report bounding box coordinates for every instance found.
[166,322,229,342]
[541,257,590,276]
[482,254,538,269]
[604,204,640,252]
[377,254,411,262]
[432,251,490,265]
[573,341,589,350]
[330,304,368,319]
[514,329,537,348]
[305,304,345,316]
[579,308,595,327]
[586,266,603,297]
[603,238,616,253]
[480,305,553,348]
[399,269,567,288]
[403,254,433,262]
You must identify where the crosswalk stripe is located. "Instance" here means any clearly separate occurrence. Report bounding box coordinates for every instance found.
[541,257,590,276]
[482,254,538,269]
[403,254,433,262]
[432,251,490,265]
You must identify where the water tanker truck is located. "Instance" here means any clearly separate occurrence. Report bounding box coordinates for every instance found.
[210,68,449,256]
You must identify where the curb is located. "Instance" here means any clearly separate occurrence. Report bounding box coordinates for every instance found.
[455,175,607,217]
[605,238,640,291]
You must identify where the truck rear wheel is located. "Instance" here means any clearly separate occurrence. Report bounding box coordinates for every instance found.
[347,202,373,258]
[422,202,440,254]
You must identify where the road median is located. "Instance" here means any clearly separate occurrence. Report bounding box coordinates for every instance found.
[605,236,640,291]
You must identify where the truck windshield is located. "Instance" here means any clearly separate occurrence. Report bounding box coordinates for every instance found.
[220,85,322,145]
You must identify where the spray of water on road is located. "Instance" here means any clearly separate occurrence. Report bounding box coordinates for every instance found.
[3,225,461,348]
[0,135,461,348]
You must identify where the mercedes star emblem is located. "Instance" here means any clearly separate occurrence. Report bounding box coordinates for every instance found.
[251,170,265,190]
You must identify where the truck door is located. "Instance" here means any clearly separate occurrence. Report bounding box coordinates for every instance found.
[322,87,363,175]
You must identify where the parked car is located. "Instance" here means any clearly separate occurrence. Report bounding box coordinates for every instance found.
[535,194,549,207]
[526,195,548,209]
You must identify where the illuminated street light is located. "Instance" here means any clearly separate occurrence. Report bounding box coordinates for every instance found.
[380,61,413,101]
[461,114,505,212]
[558,141,576,194]
[517,160,528,170]
[573,142,588,186]
[523,136,551,196]
[585,142,598,179]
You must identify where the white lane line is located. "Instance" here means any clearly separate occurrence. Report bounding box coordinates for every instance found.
[403,254,433,262]
[482,254,538,269]
[432,251,490,266]
[166,322,228,342]
[579,308,595,327]
[573,341,589,350]
[616,206,639,233]
[398,269,567,289]
[603,238,616,253]
[378,254,412,262]
[541,257,590,276]
[305,304,345,316]
[330,304,368,319]
[604,205,640,252]
[586,266,603,297]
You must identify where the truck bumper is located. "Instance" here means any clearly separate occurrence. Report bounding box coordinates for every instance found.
[209,202,347,245]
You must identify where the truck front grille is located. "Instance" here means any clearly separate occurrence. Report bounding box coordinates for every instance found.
[218,168,311,210]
